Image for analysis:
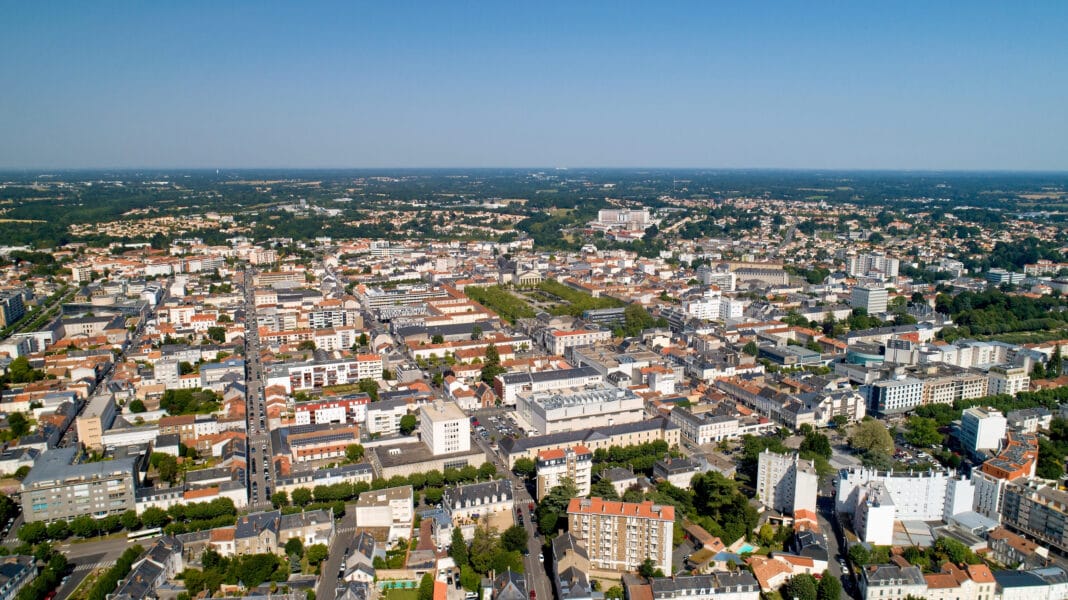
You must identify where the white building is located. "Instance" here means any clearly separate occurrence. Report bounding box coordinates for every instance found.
[547,329,612,356]
[851,285,888,315]
[836,467,950,521]
[943,474,976,520]
[847,253,900,280]
[988,366,1030,397]
[354,485,413,544]
[854,481,896,546]
[516,384,644,435]
[419,402,470,456]
[669,408,740,446]
[866,376,924,415]
[536,445,592,500]
[960,407,1007,453]
[755,450,818,515]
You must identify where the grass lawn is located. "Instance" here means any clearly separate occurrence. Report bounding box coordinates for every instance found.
[385,589,420,600]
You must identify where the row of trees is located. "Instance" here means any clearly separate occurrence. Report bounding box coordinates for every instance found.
[88,545,143,600]
[464,285,536,324]
[181,549,289,595]
[14,543,68,600]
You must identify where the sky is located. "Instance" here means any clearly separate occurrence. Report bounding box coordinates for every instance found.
[1,2,1066,170]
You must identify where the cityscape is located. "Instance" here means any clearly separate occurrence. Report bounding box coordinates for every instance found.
[2,4,1068,600]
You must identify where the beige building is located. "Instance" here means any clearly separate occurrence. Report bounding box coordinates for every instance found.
[76,394,118,451]
[355,485,414,543]
[419,401,470,456]
[567,497,674,574]
[536,445,592,500]
[501,417,680,468]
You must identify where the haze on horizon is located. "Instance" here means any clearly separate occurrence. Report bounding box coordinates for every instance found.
[1,2,1066,171]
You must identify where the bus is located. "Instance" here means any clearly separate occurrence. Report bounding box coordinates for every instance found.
[127,527,163,542]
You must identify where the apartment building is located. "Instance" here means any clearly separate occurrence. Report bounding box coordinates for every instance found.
[500,417,680,468]
[864,376,924,415]
[21,447,140,523]
[960,407,1008,453]
[989,366,1030,396]
[1001,480,1068,555]
[419,401,470,456]
[669,407,740,446]
[75,393,118,451]
[536,445,592,500]
[355,485,414,544]
[278,424,361,463]
[847,253,900,280]
[567,498,674,574]
[756,450,818,516]
[858,561,927,600]
[851,285,888,315]
[836,467,951,522]
[265,355,383,393]
[547,329,612,357]
[292,394,370,426]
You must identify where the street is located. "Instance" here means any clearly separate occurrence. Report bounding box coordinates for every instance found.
[243,269,277,512]
[316,503,358,600]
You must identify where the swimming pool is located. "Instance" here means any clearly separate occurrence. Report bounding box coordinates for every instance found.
[737,543,757,554]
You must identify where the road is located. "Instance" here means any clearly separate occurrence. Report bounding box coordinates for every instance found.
[817,486,858,600]
[470,428,552,600]
[243,269,277,512]
[316,503,358,600]
[55,536,143,600]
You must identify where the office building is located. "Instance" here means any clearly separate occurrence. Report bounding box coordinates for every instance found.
[536,445,592,500]
[960,407,1008,454]
[21,447,140,523]
[756,450,818,515]
[419,402,470,456]
[516,384,644,435]
[851,285,888,315]
[567,498,674,574]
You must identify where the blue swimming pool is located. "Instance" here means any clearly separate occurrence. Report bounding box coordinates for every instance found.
[737,543,757,554]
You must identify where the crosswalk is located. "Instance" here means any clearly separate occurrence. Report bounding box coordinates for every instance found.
[72,560,115,573]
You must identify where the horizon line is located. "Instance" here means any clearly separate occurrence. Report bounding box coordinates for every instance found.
[2,166,1068,175]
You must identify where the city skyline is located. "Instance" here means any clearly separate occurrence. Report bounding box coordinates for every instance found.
[2,2,1066,170]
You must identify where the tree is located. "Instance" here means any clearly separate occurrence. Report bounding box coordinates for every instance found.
[272,491,290,508]
[817,571,842,600]
[400,414,418,435]
[357,378,379,401]
[358,333,369,347]
[638,557,658,578]
[285,537,305,557]
[784,573,818,600]
[450,526,469,567]
[850,420,894,455]
[513,457,535,478]
[345,444,365,463]
[848,544,871,566]
[46,520,70,540]
[459,565,480,591]
[6,413,29,438]
[470,325,483,341]
[478,462,497,480]
[70,515,98,538]
[291,488,313,507]
[904,416,943,447]
[604,586,624,600]
[306,543,329,566]
[141,507,170,529]
[1051,345,1063,378]
[501,525,529,553]
[799,431,832,459]
[129,399,146,413]
[17,521,46,544]
[419,573,435,600]
[157,454,179,484]
[431,334,445,344]
[536,479,578,536]
[743,341,759,356]
[206,326,226,343]
[590,477,621,500]
[469,525,499,573]
[120,510,141,531]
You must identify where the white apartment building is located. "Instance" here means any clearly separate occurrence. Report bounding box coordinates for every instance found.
[960,407,1007,453]
[419,401,471,456]
[866,376,924,415]
[988,365,1030,397]
[854,481,896,546]
[851,285,888,315]
[847,253,900,280]
[516,384,643,435]
[547,329,612,356]
[836,467,950,521]
[669,407,740,446]
[536,445,592,499]
[494,366,603,406]
[756,449,818,515]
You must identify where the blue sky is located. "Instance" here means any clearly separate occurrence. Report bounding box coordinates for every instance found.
[1,2,1066,170]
